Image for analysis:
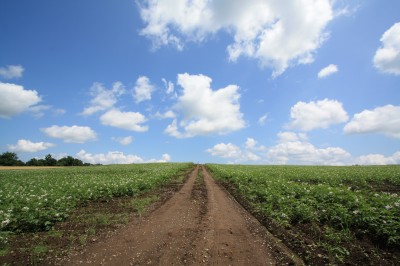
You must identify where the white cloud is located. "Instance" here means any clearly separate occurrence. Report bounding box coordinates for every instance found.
[76,150,171,164]
[344,105,400,139]
[133,76,154,103]
[277,131,308,143]
[165,73,245,138]
[112,136,133,146]
[162,78,175,95]
[258,113,268,126]
[0,82,42,118]
[28,105,51,118]
[267,132,351,165]
[161,153,171,162]
[318,64,338,78]
[42,125,97,143]
[207,143,242,159]
[76,150,144,165]
[81,82,125,116]
[207,138,264,163]
[154,110,176,119]
[8,139,55,153]
[355,151,400,165]
[0,65,24,79]
[288,99,349,131]
[147,153,172,163]
[245,137,265,151]
[139,0,335,77]
[208,133,351,165]
[373,22,400,75]
[245,138,257,150]
[100,109,148,132]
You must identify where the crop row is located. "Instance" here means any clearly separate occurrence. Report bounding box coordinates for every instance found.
[206,164,400,249]
[0,163,193,232]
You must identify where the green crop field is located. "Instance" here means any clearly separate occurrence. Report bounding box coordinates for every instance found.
[0,163,192,233]
[207,164,400,264]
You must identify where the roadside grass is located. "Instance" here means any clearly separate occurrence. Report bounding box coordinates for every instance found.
[129,195,160,215]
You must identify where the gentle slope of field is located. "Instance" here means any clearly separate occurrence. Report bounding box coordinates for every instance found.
[1,163,399,265]
[0,163,193,264]
[207,164,400,265]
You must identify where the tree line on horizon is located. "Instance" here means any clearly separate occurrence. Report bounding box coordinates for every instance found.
[0,152,94,167]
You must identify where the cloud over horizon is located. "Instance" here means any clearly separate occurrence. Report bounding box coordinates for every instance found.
[288,99,349,131]
[344,105,400,139]
[8,139,55,153]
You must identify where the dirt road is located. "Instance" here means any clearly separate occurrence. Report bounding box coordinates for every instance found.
[63,165,301,265]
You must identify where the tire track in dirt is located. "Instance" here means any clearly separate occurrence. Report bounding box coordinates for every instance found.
[190,166,276,265]
[63,165,301,265]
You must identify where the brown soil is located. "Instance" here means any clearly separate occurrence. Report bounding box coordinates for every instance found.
[59,165,301,265]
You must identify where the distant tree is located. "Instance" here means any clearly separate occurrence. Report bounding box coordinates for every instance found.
[73,158,84,166]
[57,156,84,166]
[0,152,24,166]
[44,154,57,166]
[26,158,39,166]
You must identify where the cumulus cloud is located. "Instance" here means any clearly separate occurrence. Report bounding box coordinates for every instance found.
[165,73,245,138]
[76,150,171,164]
[0,82,42,118]
[207,132,397,166]
[355,151,400,165]
[344,105,400,139]
[207,143,242,159]
[112,136,133,146]
[245,138,265,151]
[288,99,349,131]
[139,0,335,77]
[207,138,264,163]
[133,76,154,103]
[373,22,400,75]
[42,125,97,143]
[8,139,55,153]
[161,153,171,162]
[76,150,144,165]
[100,109,148,132]
[318,64,338,78]
[147,153,172,163]
[0,65,24,79]
[267,132,351,165]
[81,82,125,116]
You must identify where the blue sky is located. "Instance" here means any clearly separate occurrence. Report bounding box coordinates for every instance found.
[0,0,399,165]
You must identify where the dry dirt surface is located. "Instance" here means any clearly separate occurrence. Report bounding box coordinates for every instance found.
[62,165,302,266]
